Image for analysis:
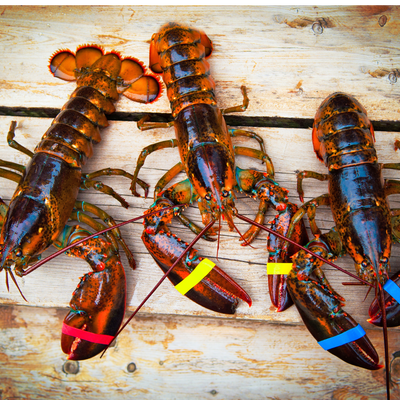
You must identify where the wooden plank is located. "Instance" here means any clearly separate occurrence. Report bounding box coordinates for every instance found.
[0,115,399,328]
[0,6,399,120]
[0,304,398,399]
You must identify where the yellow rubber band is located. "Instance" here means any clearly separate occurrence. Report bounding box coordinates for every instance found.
[267,263,293,275]
[175,258,216,295]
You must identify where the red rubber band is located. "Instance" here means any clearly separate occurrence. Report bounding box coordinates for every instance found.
[62,323,114,345]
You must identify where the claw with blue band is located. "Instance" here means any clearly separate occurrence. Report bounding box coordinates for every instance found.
[318,324,366,351]
[383,279,400,303]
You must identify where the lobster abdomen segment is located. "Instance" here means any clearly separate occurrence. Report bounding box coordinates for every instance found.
[150,23,216,117]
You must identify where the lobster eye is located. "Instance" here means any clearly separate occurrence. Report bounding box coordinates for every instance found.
[15,249,22,258]
[205,193,212,201]
[380,257,388,264]
[222,190,229,198]
[361,260,368,268]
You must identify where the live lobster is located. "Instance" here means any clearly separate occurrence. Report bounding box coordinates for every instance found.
[0,45,161,360]
[130,22,309,314]
[284,92,400,398]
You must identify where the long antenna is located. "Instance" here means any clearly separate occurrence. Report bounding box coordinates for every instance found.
[22,204,184,276]
[235,213,373,287]
[99,219,216,357]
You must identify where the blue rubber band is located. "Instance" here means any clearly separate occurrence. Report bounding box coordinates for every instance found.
[318,324,366,351]
[384,279,400,303]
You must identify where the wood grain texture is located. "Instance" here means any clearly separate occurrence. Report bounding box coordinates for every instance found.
[0,6,399,120]
[0,6,400,399]
[0,304,399,400]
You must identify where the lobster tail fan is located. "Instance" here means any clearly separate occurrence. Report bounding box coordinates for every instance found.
[49,50,77,81]
[123,75,162,104]
[75,46,104,70]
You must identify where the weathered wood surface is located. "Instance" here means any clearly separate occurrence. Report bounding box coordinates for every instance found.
[0,5,400,399]
[1,304,399,400]
[1,116,400,326]
[0,6,399,121]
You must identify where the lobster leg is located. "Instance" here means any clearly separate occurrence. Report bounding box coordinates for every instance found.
[72,201,136,269]
[296,170,329,202]
[54,224,126,360]
[234,146,274,177]
[0,166,22,184]
[6,121,34,158]
[286,231,382,370]
[137,114,175,131]
[80,176,129,208]
[221,85,249,115]
[229,128,266,154]
[0,159,26,174]
[154,162,184,198]
[85,167,150,197]
[142,181,252,314]
[130,136,179,196]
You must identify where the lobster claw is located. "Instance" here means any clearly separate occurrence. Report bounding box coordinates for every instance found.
[142,228,251,314]
[287,248,382,370]
[267,203,309,312]
[368,270,400,327]
[60,233,126,360]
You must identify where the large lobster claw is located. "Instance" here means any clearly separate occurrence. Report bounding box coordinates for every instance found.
[58,227,126,360]
[142,200,251,314]
[287,243,382,370]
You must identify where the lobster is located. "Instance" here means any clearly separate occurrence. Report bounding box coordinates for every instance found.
[130,22,309,315]
[0,45,161,360]
[284,92,400,398]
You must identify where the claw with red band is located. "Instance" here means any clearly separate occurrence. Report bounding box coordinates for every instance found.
[59,231,126,360]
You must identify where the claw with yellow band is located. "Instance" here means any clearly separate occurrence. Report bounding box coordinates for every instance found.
[142,199,251,314]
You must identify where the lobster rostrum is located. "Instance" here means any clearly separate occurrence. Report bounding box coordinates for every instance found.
[284,93,400,391]
[130,23,309,314]
[0,45,161,359]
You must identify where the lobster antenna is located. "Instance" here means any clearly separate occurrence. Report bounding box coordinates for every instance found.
[379,286,391,400]
[216,213,221,260]
[224,209,255,249]
[5,268,9,292]
[7,269,27,302]
[235,213,373,287]
[22,204,185,276]
[100,218,216,358]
